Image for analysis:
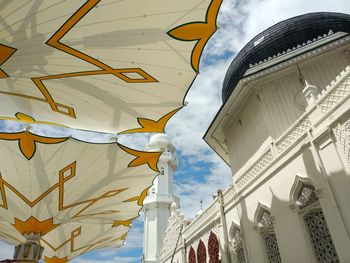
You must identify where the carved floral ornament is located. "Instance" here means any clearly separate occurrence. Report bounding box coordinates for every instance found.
[231,227,242,247]
[345,122,350,138]
[333,120,350,163]
[254,203,274,232]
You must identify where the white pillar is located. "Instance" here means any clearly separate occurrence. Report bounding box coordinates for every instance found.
[143,134,179,263]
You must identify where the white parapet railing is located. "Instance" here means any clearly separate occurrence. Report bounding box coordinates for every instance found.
[318,66,350,114]
[182,198,219,241]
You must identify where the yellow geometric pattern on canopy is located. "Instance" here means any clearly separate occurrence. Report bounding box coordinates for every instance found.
[167,0,222,72]
[0,130,68,160]
[44,256,68,263]
[0,44,16,78]
[117,232,128,241]
[120,108,181,134]
[13,217,57,236]
[118,144,162,173]
[124,187,151,206]
[112,218,135,228]
[0,112,67,127]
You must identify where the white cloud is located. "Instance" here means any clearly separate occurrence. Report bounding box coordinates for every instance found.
[174,154,232,218]
[206,0,350,56]
[70,218,144,263]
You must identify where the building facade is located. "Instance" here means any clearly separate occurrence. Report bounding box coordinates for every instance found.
[160,12,350,263]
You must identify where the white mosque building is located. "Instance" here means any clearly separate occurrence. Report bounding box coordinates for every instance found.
[143,12,350,263]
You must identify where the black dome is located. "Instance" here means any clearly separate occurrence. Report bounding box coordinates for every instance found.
[222,12,350,102]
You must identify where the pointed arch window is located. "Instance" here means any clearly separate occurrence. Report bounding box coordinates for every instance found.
[296,184,340,263]
[197,239,207,263]
[231,226,246,263]
[257,207,282,263]
[208,231,219,263]
[189,246,196,263]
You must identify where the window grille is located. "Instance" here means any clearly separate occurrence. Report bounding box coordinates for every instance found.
[297,185,340,263]
[263,232,282,263]
[231,227,246,263]
[258,209,282,263]
[234,244,246,263]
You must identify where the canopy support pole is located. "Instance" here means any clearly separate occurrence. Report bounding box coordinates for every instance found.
[13,233,44,263]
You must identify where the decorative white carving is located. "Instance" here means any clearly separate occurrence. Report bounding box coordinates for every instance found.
[275,115,311,154]
[182,199,219,241]
[296,186,319,209]
[235,149,273,191]
[303,81,321,106]
[160,203,187,262]
[334,121,350,163]
[318,66,350,113]
[231,227,246,263]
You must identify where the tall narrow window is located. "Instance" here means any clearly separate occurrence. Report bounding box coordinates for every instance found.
[231,227,246,263]
[257,208,282,263]
[189,246,196,263]
[297,185,340,263]
[208,231,219,263]
[197,239,207,263]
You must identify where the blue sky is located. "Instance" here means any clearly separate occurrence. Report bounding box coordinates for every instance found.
[1,0,350,262]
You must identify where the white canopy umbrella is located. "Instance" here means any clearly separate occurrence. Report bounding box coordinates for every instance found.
[0,122,160,261]
[0,0,221,134]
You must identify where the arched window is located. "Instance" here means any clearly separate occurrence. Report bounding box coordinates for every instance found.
[231,226,246,263]
[208,231,219,263]
[256,206,282,263]
[189,246,196,263]
[296,184,339,263]
[197,240,207,263]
